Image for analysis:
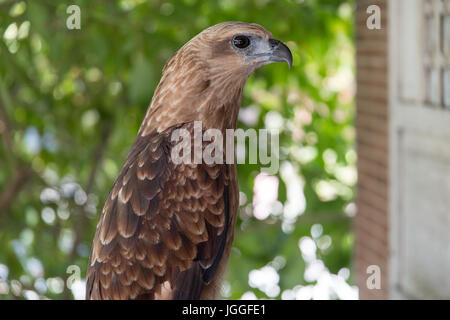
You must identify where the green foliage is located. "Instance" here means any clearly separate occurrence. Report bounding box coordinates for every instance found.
[0,0,355,299]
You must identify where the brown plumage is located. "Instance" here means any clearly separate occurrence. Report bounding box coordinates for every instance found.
[86,21,292,300]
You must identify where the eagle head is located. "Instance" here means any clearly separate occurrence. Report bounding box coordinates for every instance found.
[144,21,292,133]
[192,22,292,76]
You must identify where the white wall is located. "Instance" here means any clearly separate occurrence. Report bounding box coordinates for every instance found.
[389,0,450,299]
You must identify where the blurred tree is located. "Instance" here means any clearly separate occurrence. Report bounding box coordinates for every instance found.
[0,0,355,300]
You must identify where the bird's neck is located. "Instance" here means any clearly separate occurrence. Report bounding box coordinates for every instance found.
[198,80,245,131]
[140,72,247,136]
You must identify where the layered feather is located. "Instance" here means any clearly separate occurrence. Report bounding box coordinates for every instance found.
[86,123,233,300]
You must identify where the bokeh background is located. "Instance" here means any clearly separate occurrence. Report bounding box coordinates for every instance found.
[0,0,356,299]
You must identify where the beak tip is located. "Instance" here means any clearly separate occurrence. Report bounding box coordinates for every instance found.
[273,39,293,70]
[286,48,293,70]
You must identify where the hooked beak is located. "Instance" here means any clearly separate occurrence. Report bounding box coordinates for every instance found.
[267,38,293,69]
[247,37,293,69]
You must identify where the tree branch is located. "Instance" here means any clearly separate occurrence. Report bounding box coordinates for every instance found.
[0,167,32,213]
[69,121,112,260]
[0,74,16,171]
[296,211,352,224]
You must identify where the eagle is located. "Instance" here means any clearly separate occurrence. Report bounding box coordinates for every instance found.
[86,21,292,300]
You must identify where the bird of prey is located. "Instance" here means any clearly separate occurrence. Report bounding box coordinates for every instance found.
[86,21,292,300]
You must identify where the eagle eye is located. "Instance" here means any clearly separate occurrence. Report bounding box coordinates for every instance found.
[232,35,250,49]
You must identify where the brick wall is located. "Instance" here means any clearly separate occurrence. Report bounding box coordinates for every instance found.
[354,0,389,300]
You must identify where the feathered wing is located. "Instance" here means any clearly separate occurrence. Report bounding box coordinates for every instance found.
[86,122,234,300]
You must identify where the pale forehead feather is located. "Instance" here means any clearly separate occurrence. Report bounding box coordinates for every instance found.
[201,21,272,40]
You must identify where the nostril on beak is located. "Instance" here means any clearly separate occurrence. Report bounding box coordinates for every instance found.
[266,38,293,69]
[269,38,280,50]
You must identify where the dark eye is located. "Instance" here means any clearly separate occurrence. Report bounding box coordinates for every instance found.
[232,35,250,49]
